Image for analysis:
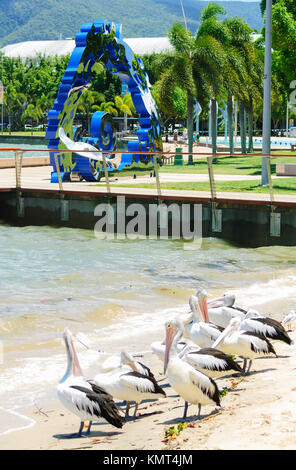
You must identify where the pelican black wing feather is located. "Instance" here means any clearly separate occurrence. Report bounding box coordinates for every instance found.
[253,318,293,345]
[70,385,125,429]
[242,331,277,356]
[123,371,166,396]
[190,347,243,373]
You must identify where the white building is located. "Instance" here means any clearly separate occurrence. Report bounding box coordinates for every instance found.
[0,37,173,59]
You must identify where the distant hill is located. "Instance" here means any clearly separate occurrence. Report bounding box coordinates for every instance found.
[0,0,263,47]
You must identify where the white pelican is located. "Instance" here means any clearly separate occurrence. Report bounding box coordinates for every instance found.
[212,317,277,374]
[240,310,293,345]
[92,362,166,419]
[101,350,153,376]
[164,317,221,420]
[196,289,246,328]
[150,338,193,362]
[184,295,224,348]
[57,329,125,437]
[206,292,236,309]
[282,310,296,331]
[120,350,154,378]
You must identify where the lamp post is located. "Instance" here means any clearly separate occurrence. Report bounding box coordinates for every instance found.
[261,0,272,185]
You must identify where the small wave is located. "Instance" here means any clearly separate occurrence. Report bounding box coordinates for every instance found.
[0,406,36,436]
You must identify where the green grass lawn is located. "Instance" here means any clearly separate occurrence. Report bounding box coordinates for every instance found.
[107,150,296,180]
[113,177,296,194]
[0,131,46,137]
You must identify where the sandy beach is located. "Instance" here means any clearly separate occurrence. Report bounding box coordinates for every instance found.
[1,324,296,451]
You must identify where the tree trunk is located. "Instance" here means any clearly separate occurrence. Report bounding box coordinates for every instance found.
[239,101,246,154]
[227,95,234,154]
[248,113,254,153]
[187,93,194,165]
[211,98,217,160]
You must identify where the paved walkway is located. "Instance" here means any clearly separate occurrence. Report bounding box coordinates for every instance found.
[1,165,296,205]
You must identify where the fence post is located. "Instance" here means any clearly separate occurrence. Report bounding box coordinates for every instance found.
[54,152,63,192]
[102,153,111,194]
[153,154,162,199]
[14,151,23,190]
[207,156,222,232]
[266,155,281,237]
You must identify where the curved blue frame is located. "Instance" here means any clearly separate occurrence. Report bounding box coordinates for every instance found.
[46,21,163,182]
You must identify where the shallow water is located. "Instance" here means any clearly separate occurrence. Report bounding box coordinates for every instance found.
[0,222,296,434]
[0,142,48,159]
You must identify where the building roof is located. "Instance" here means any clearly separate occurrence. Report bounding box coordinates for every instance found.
[0,37,173,59]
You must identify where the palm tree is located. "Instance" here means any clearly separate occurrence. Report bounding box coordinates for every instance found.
[156,6,229,164]
[3,84,26,133]
[21,103,43,133]
[77,89,105,133]
[223,17,263,154]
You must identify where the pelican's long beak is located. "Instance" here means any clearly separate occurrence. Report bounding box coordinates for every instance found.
[164,327,175,374]
[198,292,210,322]
[71,338,83,377]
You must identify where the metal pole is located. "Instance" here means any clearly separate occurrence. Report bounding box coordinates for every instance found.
[54,153,63,192]
[102,153,111,194]
[153,155,162,199]
[261,0,272,185]
[179,0,188,30]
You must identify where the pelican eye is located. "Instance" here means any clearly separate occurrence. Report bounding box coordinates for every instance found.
[167,323,171,329]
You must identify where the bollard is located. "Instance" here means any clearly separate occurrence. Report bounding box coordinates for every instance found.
[174,147,184,166]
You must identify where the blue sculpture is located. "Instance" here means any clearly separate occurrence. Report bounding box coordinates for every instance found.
[46,21,163,182]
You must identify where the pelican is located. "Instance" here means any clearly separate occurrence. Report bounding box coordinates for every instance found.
[57,329,125,437]
[197,289,246,328]
[212,317,277,374]
[101,350,153,376]
[240,310,293,345]
[92,362,166,419]
[282,310,296,331]
[206,292,236,309]
[164,317,221,421]
[150,338,193,362]
[184,295,224,348]
[120,350,155,378]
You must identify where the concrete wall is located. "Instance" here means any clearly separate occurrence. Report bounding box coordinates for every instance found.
[1,189,296,247]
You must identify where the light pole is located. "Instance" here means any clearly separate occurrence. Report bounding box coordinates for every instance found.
[179,0,188,30]
[261,0,272,185]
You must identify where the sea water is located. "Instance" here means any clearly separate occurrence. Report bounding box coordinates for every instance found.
[0,222,296,435]
[0,142,48,159]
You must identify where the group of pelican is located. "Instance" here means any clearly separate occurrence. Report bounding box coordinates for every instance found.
[57,289,294,436]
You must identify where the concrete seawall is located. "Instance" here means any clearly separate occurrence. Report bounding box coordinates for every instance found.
[1,187,295,247]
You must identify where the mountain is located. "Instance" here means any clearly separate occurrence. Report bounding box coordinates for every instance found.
[0,0,263,47]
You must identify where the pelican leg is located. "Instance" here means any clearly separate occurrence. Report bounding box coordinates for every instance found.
[182,401,188,420]
[125,402,131,418]
[246,360,253,375]
[242,358,247,373]
[196,403,201,421]
[133,402,139,418]
[85,421,92,435]
[77,421,84,437]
